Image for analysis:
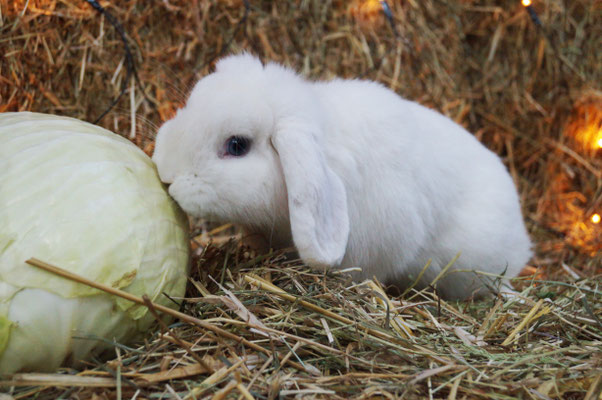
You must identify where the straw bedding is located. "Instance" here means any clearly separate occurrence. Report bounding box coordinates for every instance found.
[0,0,600,398]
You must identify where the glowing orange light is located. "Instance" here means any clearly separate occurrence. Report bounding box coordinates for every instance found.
[522,0,532,6]
[597,136,602,148]
[592,214,601,224]
[350,0,384,24]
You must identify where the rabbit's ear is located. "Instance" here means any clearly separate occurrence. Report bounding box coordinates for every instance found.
[272,120,349,267]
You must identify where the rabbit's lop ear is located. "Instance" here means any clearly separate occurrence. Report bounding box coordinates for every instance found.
[273,120,349,267]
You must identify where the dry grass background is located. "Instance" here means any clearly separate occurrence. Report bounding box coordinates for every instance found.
[0,0,601,399]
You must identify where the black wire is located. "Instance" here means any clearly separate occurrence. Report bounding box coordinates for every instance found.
[380,1,399,39]
[223,0,251,57]
[86,0,249,124]
[358,1,409,79]
[85,0,153,124]
[524,5,543,28]
[198,0,251,72]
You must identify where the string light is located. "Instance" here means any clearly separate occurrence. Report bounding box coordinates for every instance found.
[592,214,601,224]
[380,1,399,37]
[597,134,602,149]
[521,0,542,27]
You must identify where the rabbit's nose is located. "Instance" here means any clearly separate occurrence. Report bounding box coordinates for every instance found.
[152,156,176,184]
[159,174,174,185]
[155,167,174,185]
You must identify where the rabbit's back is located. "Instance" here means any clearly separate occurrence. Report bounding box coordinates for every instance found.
[314,80,532,296]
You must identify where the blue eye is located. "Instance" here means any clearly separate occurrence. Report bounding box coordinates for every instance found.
[225,136,251,157]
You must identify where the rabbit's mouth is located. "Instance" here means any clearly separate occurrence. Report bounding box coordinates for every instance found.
[168,174,248,224]
[166,175,217,219]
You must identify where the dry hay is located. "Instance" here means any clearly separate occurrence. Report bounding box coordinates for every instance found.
[3,250,601,399]
[0,0,601,399]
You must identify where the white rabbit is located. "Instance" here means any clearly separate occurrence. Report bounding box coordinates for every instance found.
[152,54,532,300]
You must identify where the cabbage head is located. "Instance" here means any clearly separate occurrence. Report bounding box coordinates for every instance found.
[0,112,189,373]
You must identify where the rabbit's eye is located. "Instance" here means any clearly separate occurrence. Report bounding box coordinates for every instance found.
[225,136,251,157]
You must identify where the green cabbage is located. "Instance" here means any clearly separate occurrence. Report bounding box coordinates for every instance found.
[0,112,189,373]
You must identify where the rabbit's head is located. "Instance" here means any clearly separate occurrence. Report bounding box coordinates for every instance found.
[153,54,349,267]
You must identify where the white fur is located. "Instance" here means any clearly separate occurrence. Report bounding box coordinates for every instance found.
[153,54,532,300]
